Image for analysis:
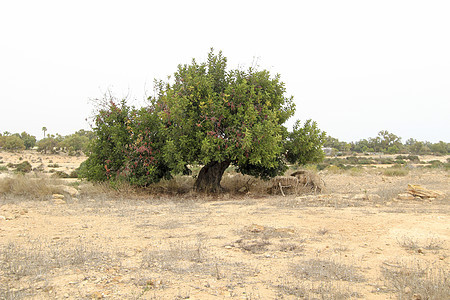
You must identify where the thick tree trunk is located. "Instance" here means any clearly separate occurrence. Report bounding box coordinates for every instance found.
[194,160,231,193]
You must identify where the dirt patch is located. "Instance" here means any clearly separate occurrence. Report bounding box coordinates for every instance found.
[0,151,449,299]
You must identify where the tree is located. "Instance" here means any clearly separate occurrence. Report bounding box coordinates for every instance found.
[1,135,25,151]
[154,49,295,192]
[377,130,402,153]
[20,131,36,149]
[36,136,59,154]
[82,50,325,193]
[42,127,47,138]
[285,120,326,165]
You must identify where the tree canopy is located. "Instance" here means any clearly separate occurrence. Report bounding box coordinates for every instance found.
[81,49,326,192]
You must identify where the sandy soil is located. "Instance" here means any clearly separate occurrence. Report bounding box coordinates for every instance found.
[0,151,449,299]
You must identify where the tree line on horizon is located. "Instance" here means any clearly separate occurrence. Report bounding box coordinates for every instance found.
[1,128,448,157]
[1,129,448,157]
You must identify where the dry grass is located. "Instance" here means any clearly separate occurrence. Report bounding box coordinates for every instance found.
[397,236,444,252]
[291,258,366,282]
[383,166,409,177]
[381,259,449,299]
[0,175,63,199]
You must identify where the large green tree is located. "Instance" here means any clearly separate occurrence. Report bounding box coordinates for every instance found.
[153,50,295,192]
[82,50,326,192]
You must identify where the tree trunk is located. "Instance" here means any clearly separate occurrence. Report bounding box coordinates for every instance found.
[194,160,231,193]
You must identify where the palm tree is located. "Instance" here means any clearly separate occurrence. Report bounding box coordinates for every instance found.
[42,127,47,138]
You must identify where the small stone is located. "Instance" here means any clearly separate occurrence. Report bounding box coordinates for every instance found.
[413,294,422,300]
[404,287,412,294]
[397,193,414,200]
[53,199,66,205]
[52,194,64,200]
[0,215,6,221]
[225,245,233,249]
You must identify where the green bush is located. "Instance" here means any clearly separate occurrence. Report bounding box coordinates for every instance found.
[14,161,32,173]
[79,99,171,186]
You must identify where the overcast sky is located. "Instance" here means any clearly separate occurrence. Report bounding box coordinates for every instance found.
[1,1,449,142]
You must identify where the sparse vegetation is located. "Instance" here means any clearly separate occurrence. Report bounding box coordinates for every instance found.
[0,148,448,299]
[382,260,449,299]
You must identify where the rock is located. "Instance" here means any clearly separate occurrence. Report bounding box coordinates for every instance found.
[52,194,65,200]
[407,184,444,199]
[397,193,415,200]
[53,199,66,205]
[53,185,79,197]
[0,215,6,221]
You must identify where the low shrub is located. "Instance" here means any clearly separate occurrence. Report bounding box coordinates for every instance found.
[383,166,409,177]
[13,161,32,173]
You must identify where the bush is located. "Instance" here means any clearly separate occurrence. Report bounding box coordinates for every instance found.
[383,166,409,177]
[8,161,33,173]
[51,171,70,178]
[80,99,171,186]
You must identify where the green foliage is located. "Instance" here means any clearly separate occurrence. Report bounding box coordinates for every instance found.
[81,50,327,191]
[13,161,32,173]
[429,141,449,155]
[0,135,25,151]
[154,49,295,181]
[36,137,60,154]
[285,120,326,165]
[19,132,36,149]
[61,130,93,155]
[79,98,171,186]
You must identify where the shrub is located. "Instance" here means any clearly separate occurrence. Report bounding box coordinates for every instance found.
[79,99,171,186]
[51,171,70,178]
[383,166,409,177]
[8,161,33,173]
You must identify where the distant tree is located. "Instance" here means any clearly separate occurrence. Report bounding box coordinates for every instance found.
[61,130,94,155]
[20,132,37,149]
[377,130,402,153]
[430,141,449,155]
[1,135,25,151]
[285,120,326,165]
[36,136,59,154]
[42,127,47,138]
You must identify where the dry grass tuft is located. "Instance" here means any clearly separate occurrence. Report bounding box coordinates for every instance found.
[0,175,63,199]
[291,258,366,282]
[382,259,449,299]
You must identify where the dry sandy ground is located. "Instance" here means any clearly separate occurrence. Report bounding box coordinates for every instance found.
[0,151,449,299]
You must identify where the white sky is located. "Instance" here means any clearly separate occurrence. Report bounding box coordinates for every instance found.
[1,0,449,142]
